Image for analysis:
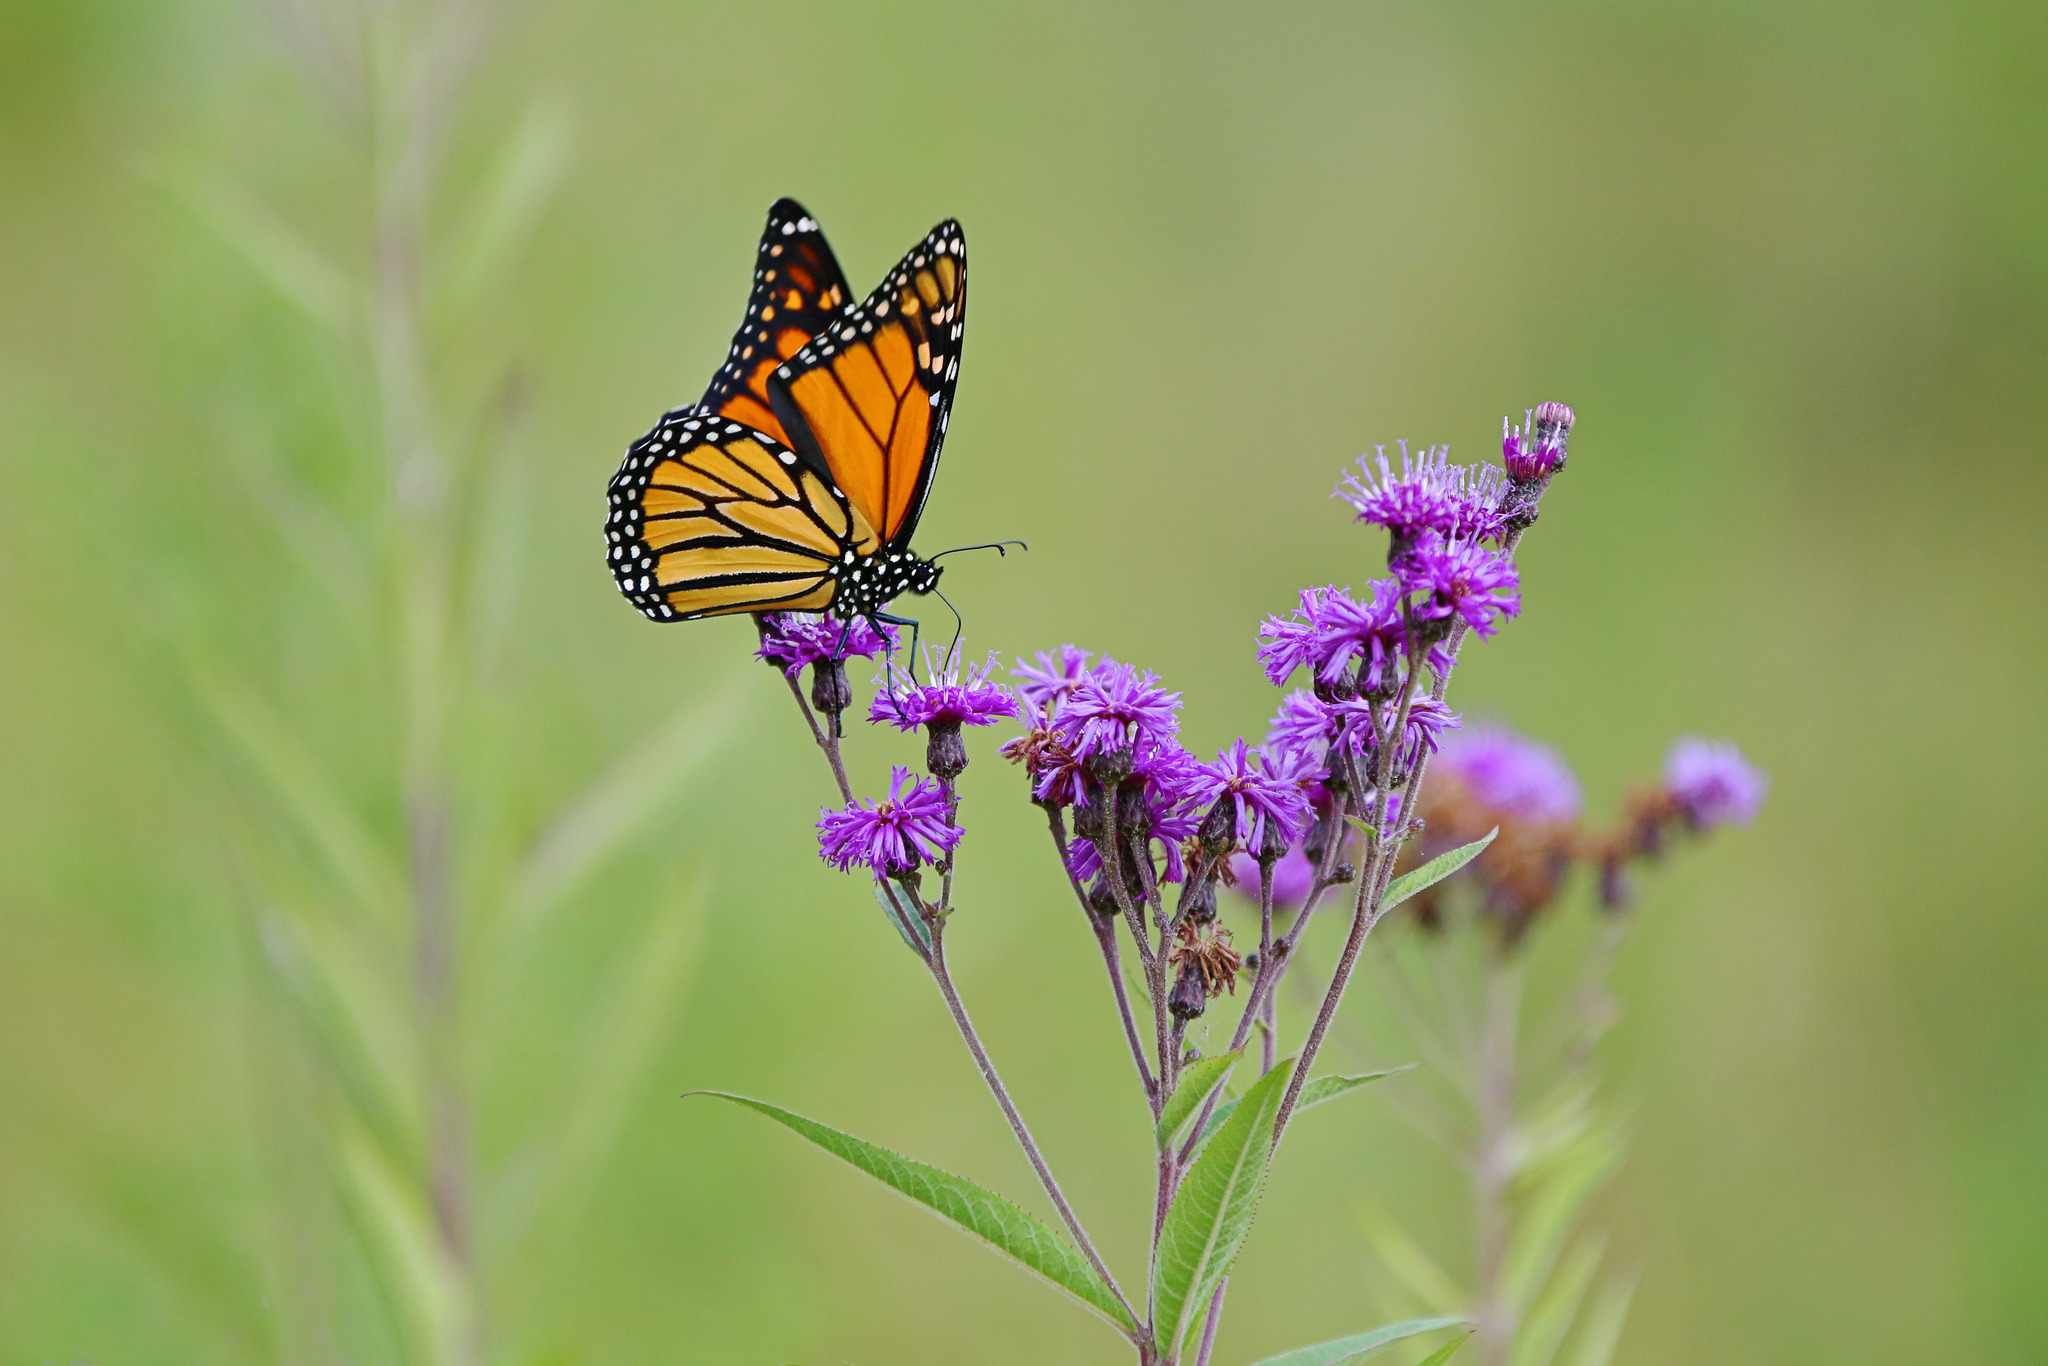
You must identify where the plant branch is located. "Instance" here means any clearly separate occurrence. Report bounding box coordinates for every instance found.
[1045,807,1157,1102]
[925,929,1139,1334]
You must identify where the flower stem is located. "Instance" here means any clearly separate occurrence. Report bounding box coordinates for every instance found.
[1471,948,1522,1366]
[925,929,1140,1335]
[780,672,853,804]
[1051,800,1158,1102]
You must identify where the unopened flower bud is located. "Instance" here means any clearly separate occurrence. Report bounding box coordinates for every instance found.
[1195,797,1235,855]
[925,722,968,781]
[810,658,852,715]
[1086,870,1119,919]
[1116,778,1151,837]
[1168,966,1207,1022]
[1177,874,1218,925]
[1072,787,1107,841]
[1087,746,1134,786]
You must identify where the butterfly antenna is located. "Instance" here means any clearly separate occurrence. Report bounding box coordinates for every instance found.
[934,587,965,668]
[929,540,1029,561]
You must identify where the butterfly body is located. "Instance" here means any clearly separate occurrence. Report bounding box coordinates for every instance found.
[605,200,965,630]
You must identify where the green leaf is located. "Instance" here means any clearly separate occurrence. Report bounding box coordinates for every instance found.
[875,879,932,955]
[1151,1058,1295,1357]
[1242,1315,1471,1366]
[1197,1067,1408,1146]
[505,666,752,942]
[1156,1050,1241,1150]
[1380,829,1498,912]
[687,1092,1135,1334]
[1514,1235,1604,1366]
[1411,1331,1477,1366]
[1560,1269,1637,1366]
[1354,1202,1466,1316]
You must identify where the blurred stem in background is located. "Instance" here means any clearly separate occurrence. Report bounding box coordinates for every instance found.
[1335,733,1762,1366]
[172,1,741,1358]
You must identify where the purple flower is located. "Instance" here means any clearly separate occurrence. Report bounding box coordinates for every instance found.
[1438,725,1581,822]
[757,612,898,678]
[1665,738,1768,829]
[1397,535,1521,638]
[1502,405,1574,482]
[1225,843,1317,907]
[1191,739,1313,851]
[1051,662,1182,766]
[1255,587,1339,687]
[1309,580,1410,692]
[1330,694,1462,762]
[1336,443,1507,542]
[816,766,963,880]
[1265,690,1335,764]
[1012,645,1100,714]
[870,646,1019,731]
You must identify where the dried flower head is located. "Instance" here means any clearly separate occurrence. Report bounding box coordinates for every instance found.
[1169,918,1242,997]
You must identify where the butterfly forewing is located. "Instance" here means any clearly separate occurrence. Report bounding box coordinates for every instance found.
[605,411,881,621]
[696,198,856,449]
[767,219,966,548]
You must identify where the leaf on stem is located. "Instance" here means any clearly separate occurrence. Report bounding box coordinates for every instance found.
[1377,828,1498,913]
[1410,1331,1477,1366]
[686,1092,1136,1334]
[505,666,752,943]
[1156,1050,1241,1150]
[1559,1268,1637,1366]
[1196,1067,1410,1147]
[1151,1058,1295,1357]
[1241,1315,1471,1366]
[875,879,932,955]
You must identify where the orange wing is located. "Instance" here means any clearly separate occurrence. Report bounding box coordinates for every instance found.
[697,199,855,448]
[766,219,966,548]
[605,411,880,621]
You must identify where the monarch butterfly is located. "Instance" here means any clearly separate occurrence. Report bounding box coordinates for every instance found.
[604,199,968,633]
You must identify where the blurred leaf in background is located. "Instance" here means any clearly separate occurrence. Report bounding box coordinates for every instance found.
[1,0,2045,1363]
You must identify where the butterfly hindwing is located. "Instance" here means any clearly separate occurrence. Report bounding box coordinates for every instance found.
[605,410,882,621]
[697,198,856,449]
[766,219,966,548]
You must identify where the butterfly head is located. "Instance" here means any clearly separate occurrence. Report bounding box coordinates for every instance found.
[904,558,943,597]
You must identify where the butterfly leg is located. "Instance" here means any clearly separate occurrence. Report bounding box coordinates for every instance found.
[871,612,922,687]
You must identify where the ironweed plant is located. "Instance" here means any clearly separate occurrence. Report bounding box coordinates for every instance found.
[1286,728,1766,1366]
[691,403,1759,1365]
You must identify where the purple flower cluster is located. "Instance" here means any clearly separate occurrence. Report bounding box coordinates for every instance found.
[1397,535,1521,639]
[1337,443,1507,543]
[1190,739,1313,854]
[1664,738,1769,829]
[1052,661,1183,770]
[757,611,898,678]
[1437,725,1582,823]
[1502,403,1575,482]
[1012,645,1098,714]
[816,766,963,881]
[870,645,1019,732]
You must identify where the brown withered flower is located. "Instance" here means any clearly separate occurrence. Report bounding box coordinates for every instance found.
[1168,919,1242,997]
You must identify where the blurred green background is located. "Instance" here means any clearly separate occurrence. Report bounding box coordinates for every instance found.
[3,0,2044,1362]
